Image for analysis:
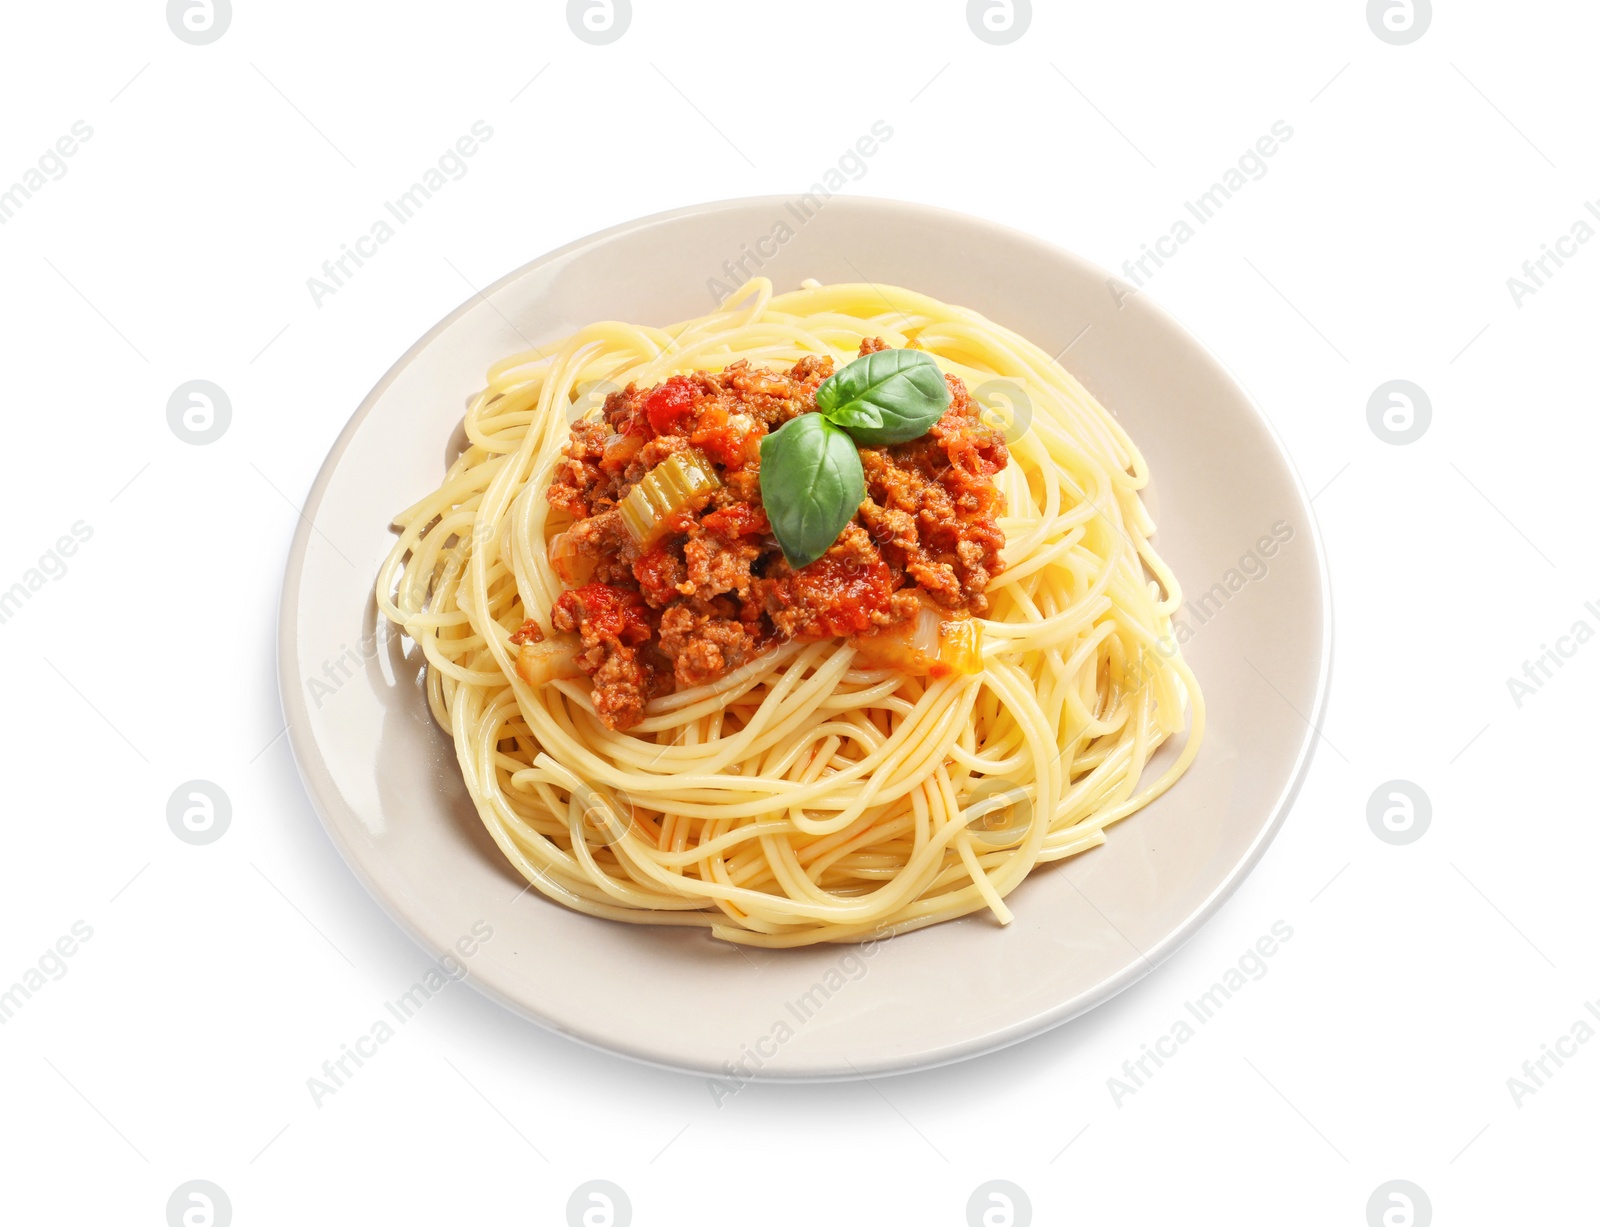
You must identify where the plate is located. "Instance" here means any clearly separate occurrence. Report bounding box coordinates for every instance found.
[277,196,1330,1079]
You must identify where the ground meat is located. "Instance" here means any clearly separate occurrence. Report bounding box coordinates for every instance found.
[657,606,759,688]
[858,376,1008,613]
[549,582,664,727]
[587,647,655,730]
[546,420,609,518]
[565,510,633,585]
[634,434,690,473]
[632,544,689,605]
[543,340,1008,729]
[754,523,916,639]
[683,531,761,600]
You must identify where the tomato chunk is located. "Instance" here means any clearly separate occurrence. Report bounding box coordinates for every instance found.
[701,502,769,541]
[552,583,653,646]
[644,375,699,435]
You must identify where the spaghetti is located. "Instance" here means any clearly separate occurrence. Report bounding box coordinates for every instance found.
[375,279,1203,947]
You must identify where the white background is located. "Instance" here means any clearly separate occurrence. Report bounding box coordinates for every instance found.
[2,2,1595,1224]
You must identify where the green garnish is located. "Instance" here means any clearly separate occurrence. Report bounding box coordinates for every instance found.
[758,413,864,569]
[759,349,950,568]
[814,348,951,445]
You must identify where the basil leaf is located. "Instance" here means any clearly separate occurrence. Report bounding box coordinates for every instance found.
[814,348,951,446]
[758,414,864,569]
[824,400,884,433]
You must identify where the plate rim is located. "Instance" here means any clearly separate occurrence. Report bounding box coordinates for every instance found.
[276,194,1334,1081]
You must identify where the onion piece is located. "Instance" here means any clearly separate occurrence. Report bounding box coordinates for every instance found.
[515,634,584,688]
[602,431,643,471]
[548,530,595,584]
[849,606,983,677]
[933,617,984,677]
[618,450,721,547]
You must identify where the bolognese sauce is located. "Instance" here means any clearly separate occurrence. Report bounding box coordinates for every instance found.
[531,339,1008,730]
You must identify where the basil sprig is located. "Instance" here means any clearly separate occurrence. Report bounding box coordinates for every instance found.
[759,349,950,568]
[814,348,950,445]
[758,414,863,569]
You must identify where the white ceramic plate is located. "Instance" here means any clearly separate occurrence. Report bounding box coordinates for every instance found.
[278,197,1330,1080]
